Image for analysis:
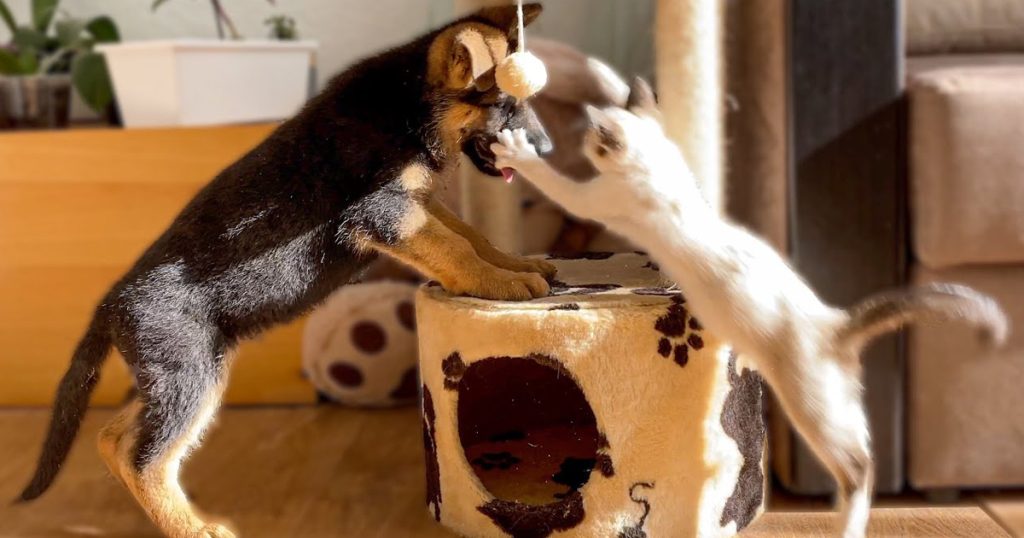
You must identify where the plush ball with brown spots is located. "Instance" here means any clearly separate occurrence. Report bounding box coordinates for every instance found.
[302,282,419,407]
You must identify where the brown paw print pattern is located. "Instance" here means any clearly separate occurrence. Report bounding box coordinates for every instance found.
[653,295,704,368]
[596,433,614,478]
[313,293,419,405]
[442,352,467,391]
[719,352,766,532]
[546,251,616,260]
[321,317,384,391]
[422,385,442,521]
[618,482,655,538]
[548,279,623,297]
[478,491,585,538]
[388,367,419,400]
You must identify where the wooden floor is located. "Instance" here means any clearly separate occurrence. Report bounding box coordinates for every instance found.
[0,408,1019,537]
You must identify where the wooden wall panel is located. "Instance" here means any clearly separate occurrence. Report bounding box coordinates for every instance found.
[0,125,317,406]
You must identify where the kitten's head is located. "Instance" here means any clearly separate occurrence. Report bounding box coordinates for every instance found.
[581,77,666,173]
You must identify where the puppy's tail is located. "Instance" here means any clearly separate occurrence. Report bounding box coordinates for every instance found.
[837,283,1009,355]
[17,313,112,503]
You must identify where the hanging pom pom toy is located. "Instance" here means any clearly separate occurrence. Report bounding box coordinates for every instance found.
[495,0,548,101]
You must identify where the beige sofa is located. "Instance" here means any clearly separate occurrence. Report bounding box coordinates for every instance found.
[726,0,1024,494]
[905,0,1024,490]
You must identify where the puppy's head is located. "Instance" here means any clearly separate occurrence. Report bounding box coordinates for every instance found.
[581,77,666,173]
[427,3,552,178]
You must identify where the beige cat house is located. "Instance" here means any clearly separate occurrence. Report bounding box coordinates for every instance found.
[416,253,766,538]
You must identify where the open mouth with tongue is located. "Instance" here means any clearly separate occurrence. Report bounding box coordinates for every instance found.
[462,134,520,183]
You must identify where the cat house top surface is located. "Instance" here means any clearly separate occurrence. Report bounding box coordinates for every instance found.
[416,253,767,538]
[421,251,684,310]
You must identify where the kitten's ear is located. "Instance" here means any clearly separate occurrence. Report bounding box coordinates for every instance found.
[626,76,659,118]
[585,105,624,154]
[584,104,610,129]
[586,58,630,106]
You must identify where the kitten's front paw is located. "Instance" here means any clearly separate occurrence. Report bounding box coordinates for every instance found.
[491,128,541,171]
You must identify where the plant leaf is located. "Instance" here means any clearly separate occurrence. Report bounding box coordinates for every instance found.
[31,0,58,32]
[0,0,18,35]
[17,47,39,74]
[151,0,172,12]
[0,48,21,74]
[12,25,47,49]
[71,50,113,112]
[55,18,86,48]
[85,15,119,43]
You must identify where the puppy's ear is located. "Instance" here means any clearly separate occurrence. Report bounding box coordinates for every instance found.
[447,28,498,89]
[626,76,658,117]
[475,3,543,35]
[473,65,497,92]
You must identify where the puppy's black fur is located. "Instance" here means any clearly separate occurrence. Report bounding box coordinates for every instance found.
[20,8,549,502]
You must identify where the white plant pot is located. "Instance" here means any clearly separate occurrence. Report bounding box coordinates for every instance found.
[98,40,317,128]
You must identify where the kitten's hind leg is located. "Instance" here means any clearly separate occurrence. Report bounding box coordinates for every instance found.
[769,360,873,538]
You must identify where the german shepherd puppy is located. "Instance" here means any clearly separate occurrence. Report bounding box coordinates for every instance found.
[19,5,554,537]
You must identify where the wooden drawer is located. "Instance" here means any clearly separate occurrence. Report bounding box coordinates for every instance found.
[0,125,316,406]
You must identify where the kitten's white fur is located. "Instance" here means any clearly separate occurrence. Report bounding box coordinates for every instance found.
[492,80,1008,538]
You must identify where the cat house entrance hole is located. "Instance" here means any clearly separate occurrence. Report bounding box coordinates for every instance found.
[457,355,600,506]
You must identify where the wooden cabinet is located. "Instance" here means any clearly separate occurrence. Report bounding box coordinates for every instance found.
[0,125,316,405]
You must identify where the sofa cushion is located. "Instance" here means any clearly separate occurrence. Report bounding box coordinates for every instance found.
[906,0,1024,54]
[910,61,1024,268]
[907,53,1024,77]
[909,265,1024,488]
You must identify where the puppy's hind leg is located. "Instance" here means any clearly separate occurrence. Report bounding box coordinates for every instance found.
[106,332,234,538]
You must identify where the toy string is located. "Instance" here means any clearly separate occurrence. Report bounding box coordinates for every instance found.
[516,0,525,52]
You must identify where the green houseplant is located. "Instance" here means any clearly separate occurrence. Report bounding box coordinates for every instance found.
[0,0,120,128]
[152,0,297,41]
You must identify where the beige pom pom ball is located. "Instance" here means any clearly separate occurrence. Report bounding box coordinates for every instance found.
[496,51,548,100]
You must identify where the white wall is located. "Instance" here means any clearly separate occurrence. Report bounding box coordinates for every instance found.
[2,0,652,86]
[1,0,445,88]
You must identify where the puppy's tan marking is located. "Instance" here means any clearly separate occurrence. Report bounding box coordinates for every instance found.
[426,198,556,277]
[98,377,233,538]
[437,102,486,155]
[398,202,429,240]
[399,163,433,193]
[369,212,548,301]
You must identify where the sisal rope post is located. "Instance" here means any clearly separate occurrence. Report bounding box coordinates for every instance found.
[655,0,725,215]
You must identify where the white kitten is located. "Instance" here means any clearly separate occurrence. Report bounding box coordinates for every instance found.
[492,78,1008,538]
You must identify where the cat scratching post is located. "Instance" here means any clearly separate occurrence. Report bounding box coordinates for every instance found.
[656,0,725,214]
[416,253,766,537]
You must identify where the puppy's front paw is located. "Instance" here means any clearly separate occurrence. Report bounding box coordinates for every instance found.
[184,523,237,538]
[201,524,237,538]
[491,128,541,171]
[512,256,558,279]
[450,268,550,301]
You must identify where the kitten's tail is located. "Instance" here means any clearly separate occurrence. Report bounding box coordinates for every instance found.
[837,283,1009,354]
[16,312,112,503]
